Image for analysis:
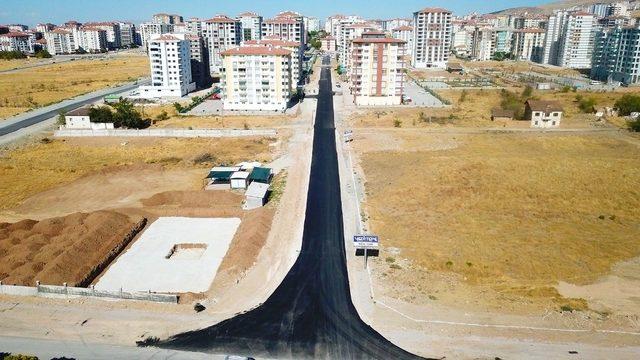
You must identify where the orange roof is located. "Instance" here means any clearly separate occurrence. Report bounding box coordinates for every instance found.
[154,34,181,41]
[245,39,299,47]
[264,17,297,24]
[221,45,292,56]
[2,31,29,38]
[416,7,451,14]
[352,37,406,44]
[205,15,236,23]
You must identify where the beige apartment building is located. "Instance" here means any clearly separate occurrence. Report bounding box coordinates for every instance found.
[349,32,406,106]
[221,45,293,112]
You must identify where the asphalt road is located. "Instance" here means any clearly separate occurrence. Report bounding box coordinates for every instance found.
[157,57,430,359]
[0,80,147,137]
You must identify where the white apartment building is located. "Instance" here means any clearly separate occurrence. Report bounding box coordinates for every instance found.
[0,32,34,53]
[185,18,203,36]
[512,29,545,62]
[591,23,640,85]
[514,15,548,29]
[392,26,414,58]
[557,12,596,69]
[262,14,305,45]
[220,45,293,111]
[139,33,195,98]
[238,12,263,41]
[78,27,108,52]
[201,15,242,74]
[245,38,302,85]
[153,13,183,25]
[451,22,472,57]
[607,2,629,17]
[339,23,379,68]
[7,24,28,32]
[470,27,493,61]
[139,22,174,50]
[305,17,321,32]
[385,18,412,31]
[413,7,452,69]
[84,22,120,49]
[36,23,55,33]
[350,32,406,106]
[44,29,75,54]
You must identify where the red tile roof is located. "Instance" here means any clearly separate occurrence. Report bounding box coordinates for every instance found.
[416,7,451,14]
[154,34,181,41]
[245,39,299,47]
[221,45,292,56]
[264,18,297,24]
[352,37,406,44]
[205,15,237,23]
[2,31,29,38]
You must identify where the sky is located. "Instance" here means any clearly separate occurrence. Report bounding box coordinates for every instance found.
[1,0,552,26]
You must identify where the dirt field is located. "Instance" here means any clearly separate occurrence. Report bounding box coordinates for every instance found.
[0,210,142,286]
[357,131,640,314]
[0,55,148,119]
[153,114,293,129]
[0,136,274,212]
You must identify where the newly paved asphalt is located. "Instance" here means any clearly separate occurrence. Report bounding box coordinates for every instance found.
[157,57,429,359]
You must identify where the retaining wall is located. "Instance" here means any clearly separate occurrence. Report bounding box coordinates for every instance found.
[54,128,277,138]
[0,283,177,303]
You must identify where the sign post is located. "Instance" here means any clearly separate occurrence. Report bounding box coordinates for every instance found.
[353,235,379,269]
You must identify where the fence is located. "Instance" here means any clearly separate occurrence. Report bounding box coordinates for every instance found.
[0,283,178,303]
[54,128,277,138]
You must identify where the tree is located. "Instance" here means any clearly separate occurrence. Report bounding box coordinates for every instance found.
[34,50,52,58]
[56,111,66,126]
[89,106,114,123]
[521,85,533,99]
[614,94,640,116]
[112,99,148,129]
[173,102,183,113]
[0,50,26,60]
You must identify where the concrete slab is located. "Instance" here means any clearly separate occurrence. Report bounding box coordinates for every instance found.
[96,217,240,293]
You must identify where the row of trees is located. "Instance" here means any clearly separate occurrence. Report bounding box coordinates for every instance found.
[0,50,52,60]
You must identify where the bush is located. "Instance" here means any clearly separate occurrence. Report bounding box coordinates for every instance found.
[111,99,148,129]
[0,50,26,60]
[560,85,572,93]
[459,89,468,103]
[173,102,183,113]
[56,111,66,126]
[614,94,640,116]
[393,119,402,128]
[34,50,52,58]
[521,85,533,98]
[155,110,169,121]
[576,95,597,113]
[628,116,640,132]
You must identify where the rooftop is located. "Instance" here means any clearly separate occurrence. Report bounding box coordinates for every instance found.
[525,100,563,112]
[66,106,92,117]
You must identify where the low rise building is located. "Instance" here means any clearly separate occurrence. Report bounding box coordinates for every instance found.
[525,100,563,128]
[349,32,406,106]
[139,34,195,98]
[220,45,293,112]
[63,107,114,130]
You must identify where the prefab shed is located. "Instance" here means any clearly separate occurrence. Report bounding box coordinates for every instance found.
[249,167,272,184]
[245,182,269,209]
[230,171,250,189]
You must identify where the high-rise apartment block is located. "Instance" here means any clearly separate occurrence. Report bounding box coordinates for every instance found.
[139,33,195,98]
[412,8,452,69]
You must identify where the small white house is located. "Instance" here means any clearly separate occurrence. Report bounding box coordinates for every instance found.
[64,106,114,130]
[244,182,269,210]
[524,100,563,128]
[230,171,250,189]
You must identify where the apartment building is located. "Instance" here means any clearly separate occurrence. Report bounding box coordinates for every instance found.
[185,18,203,36]
[36,23,55,33]
[201,15,242,74]
[245,38,302,85]
[392,25,414,58]
[220,45,293,111]
[321,36,337,52]
[349,32,406,106]
[0,32,34,53]
[262,13,305,45]
[139,33,195,98]
[44,29,75,54]
[78,27,108,52]
[385,18,412,31]
[118,22,136,47]
[153,13,183,25]
[305,17,321,32]
[7,24,28,32]
[186,34,211,89]
[237,12,263,41]
[339,23,379,68]
[139,22,174,50]
[599,15,634,28]
[513,15,548,29]
[556,12,597,69]
[512,29,545,62]
[84,22,120,49]
[413,7,452,69]
[591,23,640,85]
[588,3,610,18]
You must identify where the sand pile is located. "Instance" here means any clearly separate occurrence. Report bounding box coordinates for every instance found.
[0,211,142,286]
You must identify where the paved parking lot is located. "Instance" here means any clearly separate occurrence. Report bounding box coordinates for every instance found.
[404,80,446,107]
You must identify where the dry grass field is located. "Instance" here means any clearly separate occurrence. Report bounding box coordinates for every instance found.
[153,114,292,129]
[360,132,640,311]
[0,136,274,210]
[0,58,51,71]
[0,56,149,119]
